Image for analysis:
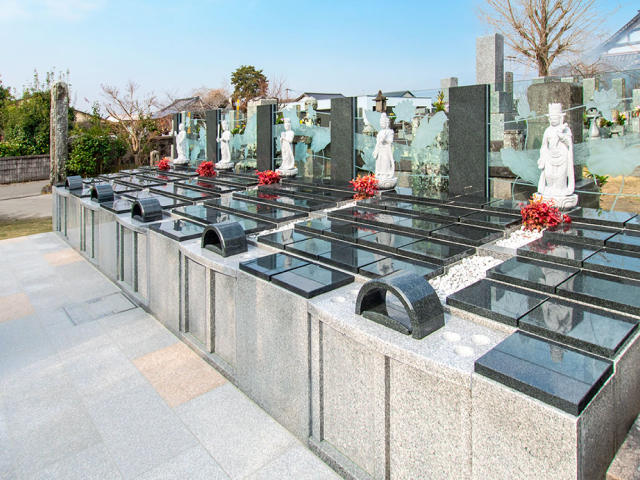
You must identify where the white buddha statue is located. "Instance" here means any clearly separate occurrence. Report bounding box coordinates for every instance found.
[173,123,189,165]
[536,103,578,209]
[276,118,298,177]
[215,120,234,170]
[373,113,397,189]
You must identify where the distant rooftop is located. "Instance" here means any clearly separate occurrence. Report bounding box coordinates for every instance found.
[151,96,206,119]
[292,92,345,102]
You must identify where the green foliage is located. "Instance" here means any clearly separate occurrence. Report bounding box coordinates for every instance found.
[231,65,268,109]
[0,142,25,157]
[433,91,446,112]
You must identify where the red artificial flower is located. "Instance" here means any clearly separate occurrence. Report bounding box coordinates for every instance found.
[520,197,571,232]
[256,170,281,185]
[196,161,217,178]
[158,158,171,171]
[349,174,379,200]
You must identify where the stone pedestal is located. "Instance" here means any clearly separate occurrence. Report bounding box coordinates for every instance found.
[376,175,398,190]
[276,167,298,177]
[535,192,578,210]
[214,161,234,170]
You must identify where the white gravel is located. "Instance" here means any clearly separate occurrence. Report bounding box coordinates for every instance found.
[494,227,543,249]
[429,255,503,302]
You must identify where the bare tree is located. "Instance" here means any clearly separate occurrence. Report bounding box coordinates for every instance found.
[476,0,615,76]
[189,85,230,110]
[266,73,291,109]
[101,81,159,165]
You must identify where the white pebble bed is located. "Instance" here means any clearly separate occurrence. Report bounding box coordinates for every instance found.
[494,227,543,249]
[429,255,503,302]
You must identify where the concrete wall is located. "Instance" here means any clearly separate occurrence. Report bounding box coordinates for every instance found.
[0,155,50,184]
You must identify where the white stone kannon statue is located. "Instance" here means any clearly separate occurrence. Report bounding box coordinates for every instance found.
[536,103,578,209]
[215,120,234,170]
[173,123,189,165]
[373,113,397,189]
[276,118,298,177]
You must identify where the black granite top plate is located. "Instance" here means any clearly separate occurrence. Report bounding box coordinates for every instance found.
[357,230,424,253]
[239,253,310,281]
[605,231,640,253]
[381,187,451,203]
[397,238,475,266]
[626,217,640,231]
[323,223,383,242]
[329,207,414,227]
[271,263,354,299]
[121,191,192,210]
[359,257,444,280]
[394,217,455,236]
[557,270,640,316]
[431,224,503,247]
[114,176,166,187]
[233,190,334,212]
[206,176,258,187]
[205,198,252,212]
[294,217,349,235]
[475,331,613,416]
[171,205,274,234]
[110,183,140,194]
[257,229,313,249]
[100,198,134,214]
[583,248,640,281]
[569,208,637,228]
[520,299,638,358]
[543,224,619,247]
[99,173,126,180]
[285,236,350,260]
[447,195,499,208]
[446,279,548,327]
[148,219,205,242]
[486,257,578,294]
[483,199,527,214]
[177,179,240,194]
[459,212,522,230]
[517,238,601,267]
[413,205,477,222]
[318,244,389,273]
[206,199,306,224]
[149,184,217,201]
[70,187,94,198]
[138,173,182,182]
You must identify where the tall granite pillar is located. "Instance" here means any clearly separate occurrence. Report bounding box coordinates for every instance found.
[50,81,69,186]
[612,78,628,111]
[172,113,180,159]
[256,104,275,171]
[476,34,504,91]
[448,84,489,196]
[330,97,356,184]
[205,109,221,164]
[582,78,599,105]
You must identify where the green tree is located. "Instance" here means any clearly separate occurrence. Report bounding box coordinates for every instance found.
[0,75,12,136]
[230,65,268,111]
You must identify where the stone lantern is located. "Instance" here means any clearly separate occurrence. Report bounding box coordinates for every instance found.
[375,90,387,113]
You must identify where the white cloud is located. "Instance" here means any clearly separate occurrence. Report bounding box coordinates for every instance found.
[0,0,105,22]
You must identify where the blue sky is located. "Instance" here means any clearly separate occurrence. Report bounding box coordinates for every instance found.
[0,0,634,111]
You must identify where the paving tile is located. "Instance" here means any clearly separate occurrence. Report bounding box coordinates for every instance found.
[29,443,123,480]
[55,261,120,302]
[46,318,114,361]
[134,445,230,480]
[245,445,341,480]
[133,342,227,408]
[64,343,147,408]
[5,384,102,478]
[0,405,12,479]
[88,384,197,480]
[64,293,136,325]
[0,293,34,323]
[175,383,298,480]
[0,313,48,358]
[43,248,83,266]
[99,308,179,360]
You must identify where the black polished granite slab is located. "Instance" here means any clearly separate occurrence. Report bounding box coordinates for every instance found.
[257,229,313,249]
[271,263,354,299]
[357,230,424,253]
[520,299,638,358]
[171,205,274,234]
[149,184,217,202]
[446,279,548,327]
[239,253,310,281]
[430,224,503,247]
[483,198,527,214]
[177,179,241,194]
[205,199,307,224]
[517,238,601,267]
[380,187,452,204]
[114,176,166,188]
[411,205,477,222]
[474,331,613,416]
[137,173,183,182]
[359,257,444,280]
[568,207,636,228]
[204,176,258,187]
[110,183,140,194]
[148,219,205,242]
[543,224,619,247]
[486,257,578,294]
[394,217,455,236]
[583,248,640,281]
[322,223,383,242]
[71,183,108,198]
[447,195,499,208]
[557,270,640,316]
[233,190,334,212]
[625,217,640,231]
[329,207,415,226]
[318,244,389,273]
[294,217,349,235]
[285,236,350,260]
[121,191,192,210]
[459,212,521,230]
[100,198,135,214]
[606,231,640,253]
[99,173,126,180]
[397,238,475,266]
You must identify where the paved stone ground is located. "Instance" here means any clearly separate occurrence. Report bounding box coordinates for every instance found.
[0,181,52,221]
[0,232,340,480]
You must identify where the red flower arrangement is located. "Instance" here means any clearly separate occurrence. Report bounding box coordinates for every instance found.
[158,157,171,171]
[196,161,217,178]
[256,170,281,185]
[520,196,571,232]
[349,174,379,200]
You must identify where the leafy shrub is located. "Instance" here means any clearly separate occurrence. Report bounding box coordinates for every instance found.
[256,170,280,185]
[520,197,571,232]
[196,161,216,178]
[349,174,379,200]
[67,133,126,177]
[0,142,28,157]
